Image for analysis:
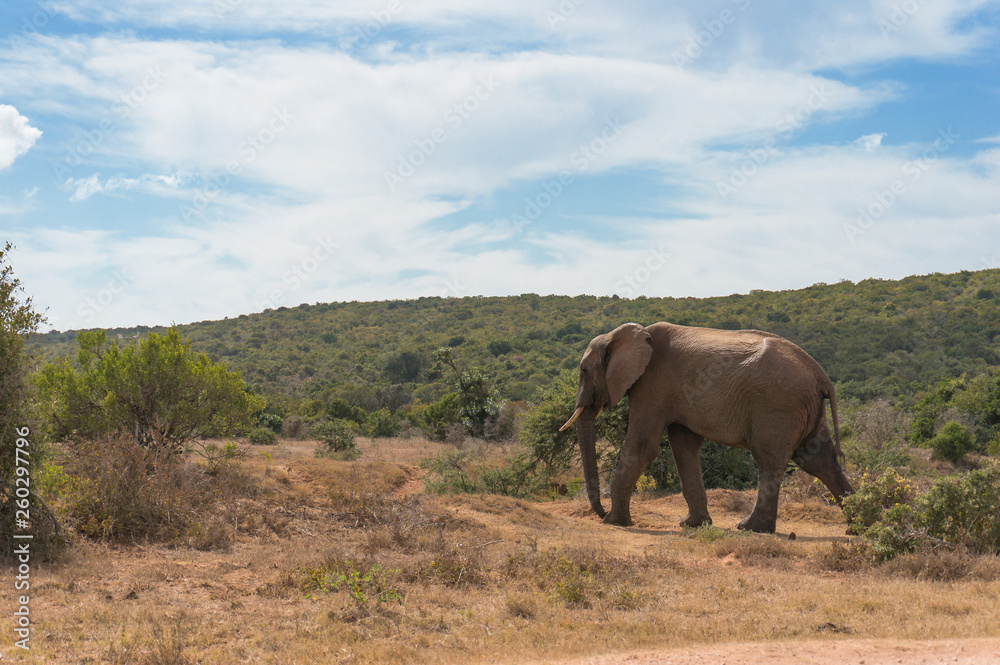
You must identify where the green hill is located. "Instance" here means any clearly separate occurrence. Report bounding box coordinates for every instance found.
[31,269,1000,409]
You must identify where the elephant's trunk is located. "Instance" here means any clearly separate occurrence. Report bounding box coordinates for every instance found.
[577,412,606,519]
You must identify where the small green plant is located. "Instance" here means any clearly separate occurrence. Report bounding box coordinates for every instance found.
[635,474,656,499]
[608,584,646,610]
[682,524,731,544]
[546,556,592,607]
[296,560,403,608]
[929,422,976,464]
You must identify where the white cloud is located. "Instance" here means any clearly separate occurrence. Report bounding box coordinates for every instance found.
[855,133,887,151]
[46,0,998,69]
[3,35,889,206]
[0,104,42,169]
[4,2,998,329]
[66,172,194,201]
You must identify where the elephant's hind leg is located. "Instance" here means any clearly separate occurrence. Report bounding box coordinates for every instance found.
[738,434,793,534]
[737,462,783,533]
[667,424,711,527]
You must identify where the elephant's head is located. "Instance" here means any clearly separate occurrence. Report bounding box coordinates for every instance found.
[560,323,653,518]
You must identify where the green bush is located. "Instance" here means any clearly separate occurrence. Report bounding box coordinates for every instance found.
[842,469,917,532]
[843,463,1000,562]
[313,419,360,460]
[929,421,976,464]
[988,432,1000,457]
[256,411,284,433]
[415,393,462,441]
[920,461,1000,555]
[420,450,544,498]
[365,409,401,439]
[518,370,578,474]
[34,328,264,453]
[247,427,277,445]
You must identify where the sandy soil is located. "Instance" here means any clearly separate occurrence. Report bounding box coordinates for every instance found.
[556,637,1000,665]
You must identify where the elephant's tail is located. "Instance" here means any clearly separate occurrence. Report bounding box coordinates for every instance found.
[825,381,843,460]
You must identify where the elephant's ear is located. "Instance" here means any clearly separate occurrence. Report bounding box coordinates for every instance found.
[605,323,653,407]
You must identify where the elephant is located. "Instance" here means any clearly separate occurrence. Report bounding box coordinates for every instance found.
[560,322,853,533]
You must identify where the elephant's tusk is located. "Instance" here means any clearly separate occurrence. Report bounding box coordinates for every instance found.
[559,406,585,432]
[595,406,603,419]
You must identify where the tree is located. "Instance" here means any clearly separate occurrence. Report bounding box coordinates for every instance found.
[1,243,45,476]
[35,328,265,453]
[435,348,503,440]
[1,243,50,558]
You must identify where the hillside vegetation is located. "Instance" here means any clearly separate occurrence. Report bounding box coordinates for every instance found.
[32,269,1000,409]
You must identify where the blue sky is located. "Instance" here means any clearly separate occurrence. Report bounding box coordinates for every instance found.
[1,0,999,331]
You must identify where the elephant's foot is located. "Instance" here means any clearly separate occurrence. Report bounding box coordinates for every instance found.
[680,513,713,528]
[603,511,633,527]
[737,514,776,534]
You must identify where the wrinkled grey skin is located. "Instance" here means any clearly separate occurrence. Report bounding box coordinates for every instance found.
[562,322,853,533]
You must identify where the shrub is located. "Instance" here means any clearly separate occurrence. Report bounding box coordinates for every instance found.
[845,398,911,474]
[920,461,1000,555]
[313,419,360,460]
[63,435,203,542]
[929,421,976,463]
[247,427,278,445]
[843,463,1000,562]
[989,432,1000,457]
[282,415,305,439]
[289,558,403,608]
[365,409,401,439]
[842,469,917,532]
[842,470,922,563]
[420,450,545,498]
[34,328,265,453]
[416,393,462,441]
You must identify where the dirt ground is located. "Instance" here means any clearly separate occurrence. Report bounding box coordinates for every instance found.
[555,638,1000,665]
[6,437,1000,664]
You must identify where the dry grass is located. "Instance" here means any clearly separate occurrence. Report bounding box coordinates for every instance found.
[6,437,1000,664]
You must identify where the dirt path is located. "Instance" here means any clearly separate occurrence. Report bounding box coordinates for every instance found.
[556,638,1000,665]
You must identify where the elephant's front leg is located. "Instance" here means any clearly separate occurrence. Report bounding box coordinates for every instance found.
[667,424,711,527]
[605,424,663,527]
